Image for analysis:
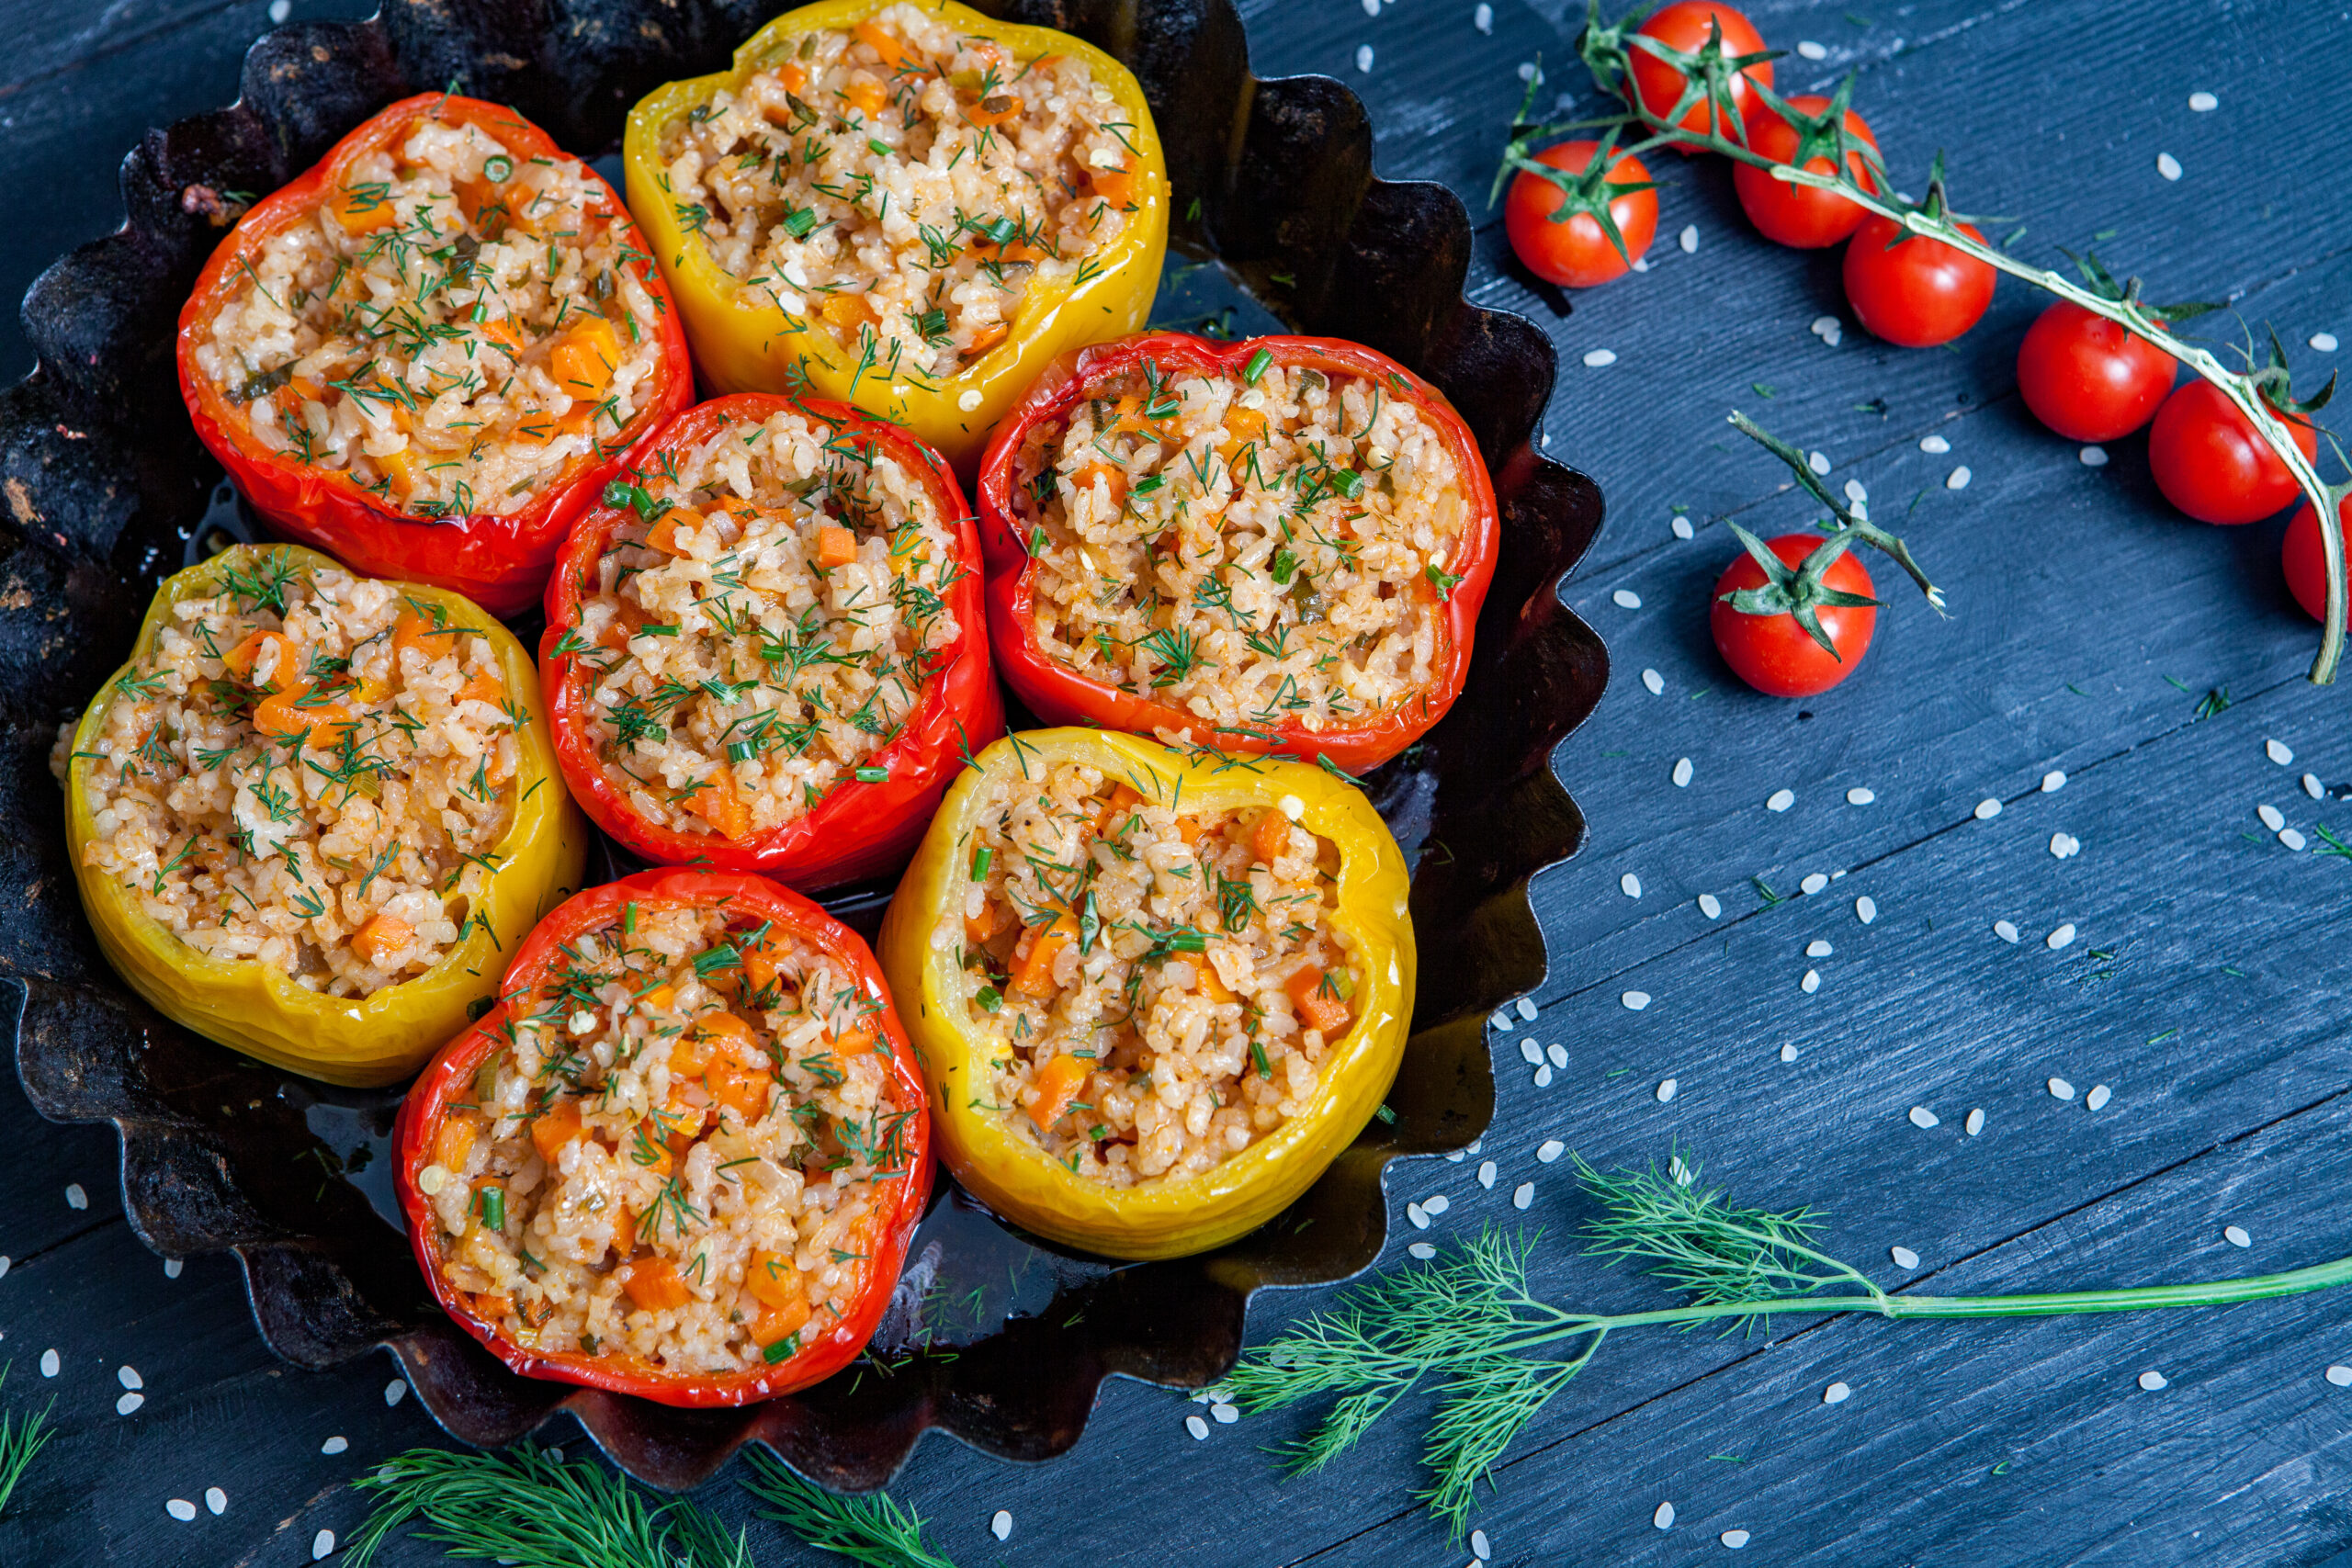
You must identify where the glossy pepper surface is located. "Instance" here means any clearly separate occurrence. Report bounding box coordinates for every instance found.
[621,0,1168,472]
[393,868,933,1405]
[877,728,1414,1260]
[974,333,1500,773]
[64,544,587,1087]
[539,393,1002,889]
[176,94,693,617]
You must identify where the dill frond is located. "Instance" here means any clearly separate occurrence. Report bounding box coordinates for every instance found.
[346,1445,747,1568]
[0,1364,56,1519]
[739,1450,957,1568]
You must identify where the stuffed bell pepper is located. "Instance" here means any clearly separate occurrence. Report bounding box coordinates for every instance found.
[177,93,693,616]
[877,728,1413,1259]
[623,0,1168,469]
[60,543,585,1086]
[395,868,933,1405]
[974,333,1500,773]
[540,393,1001,890]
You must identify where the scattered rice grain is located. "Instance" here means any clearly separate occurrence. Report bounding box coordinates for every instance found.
[1906,1107,1937,1130]
[1847,786,1875,805]
[2139,1370,2168,1391]
[1891,1246,1920,1269]
[2225,1225,2251,1248]
[2086,1083,2112,1111]
[1768,788,1795,812]
[1657,1077,1679,1103]
[1623,990,1652,1011]
[1642,668,1664,694]
[2156,152,2182,180]
[2047,923,2077,950]
[1994,919,2020,943]
[1964,1108,1984,1136]
[1856,896,1877,924]
[2049,1077,2076,1100]
[1946,465,1973,491]
[1583,348,1618,367]
[1699,893,1722,919]
[1512,1182,1534,1210]
[1824,1381,1850,1404]
[1538,1140,1566,1164]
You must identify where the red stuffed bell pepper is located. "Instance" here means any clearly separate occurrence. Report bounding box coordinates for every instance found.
[540,393,1002,890]
[394,868,933,1407]
[176,93,693,617]
[975,333,1499,772]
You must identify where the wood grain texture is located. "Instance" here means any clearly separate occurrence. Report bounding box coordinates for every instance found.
[4,0,2350,1562]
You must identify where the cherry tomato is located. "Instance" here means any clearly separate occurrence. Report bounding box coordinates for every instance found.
[1733,96,1880,248]
[1625,3,1772,151]
[2280,496,2350,625]
[1504,142,1658,288]
[1841,216,1996,347]
[2147,379,2317,525]
[1710,535,1877,697]
[2014,301,2177,442]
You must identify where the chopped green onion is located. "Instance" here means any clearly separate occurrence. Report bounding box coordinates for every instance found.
[867,138,895,158]
[479,1186,505,1231]
[1250,1039,1272,1079]
[781,207,818,239]
[970,844,993,881]
[1333,468,1365,501]
[727,740,760,763]
[1270,548,1299,586]
[1242,347,1272,384]
[976,985,1003,1013]
[481,153,513,183]
[763,1334,800,1364]
[854,765,889,783]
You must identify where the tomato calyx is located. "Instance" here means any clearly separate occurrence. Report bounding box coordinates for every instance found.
[2239,326,2339,421]
[1741,74,1885,191]
[1727,410,1947,614]
[1715,522,1880,660]
[1496,125,1658,269]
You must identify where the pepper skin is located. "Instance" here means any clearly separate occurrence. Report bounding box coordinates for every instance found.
[877,728,1414,1260]
[973,333,1500,773]
[63,544,587,1087]
[176,95,693,617]
[622,0,1168,472]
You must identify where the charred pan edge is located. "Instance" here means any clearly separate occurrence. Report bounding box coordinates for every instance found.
[0,0,1606,1491]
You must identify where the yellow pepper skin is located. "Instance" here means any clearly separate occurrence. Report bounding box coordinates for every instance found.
[623,0,1169,472]
[879,728,1414,1260]
[64,545,587,1088]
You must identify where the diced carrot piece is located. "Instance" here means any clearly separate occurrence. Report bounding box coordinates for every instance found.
[843,76,888,118]
[284,375,329,407]
[740,932,787,993]
[964,92,1024,128]
[1196,964,1236,1004]
[596,596,652,652]
[854,20,905,70]
[456,669,505,707]
[1250,807,1292,865]
[754,1294,813,1347]
[778,61,809,96]
[329,184,399,232]
[971,234,1044,264]
[820,293,872,337]
[652,1101,706,1143]
[377,446,420,497]
[1091,160,1138,207]
[621,1257,693,1313]
[1028,1052,1089,1129]
[394,609,463,669]
[964,901,1009,947]
[1072,463,1127,508]
[1225,406,1268,443]
[745,1249,807,1309]
[815,525,858,569]
[1012,913,1079,998]
[254,688,354,749]
[611,1205,637,1254]
[698,767,752,840]
[1174,816,1202,845]
[529,1098,584,1165]
[642,984,675,1012]
[349,912,413,968]
[1286,964,1351,1034]
[670,1030,717,1079]
[707,1055,774,1122]
[477,317,529,356]
[694,1010,759,1056]
[831,1020,879,1055]
[223,629,299,685]
[433,1111,483,1173]
[549,318,620,400]
[643,511,691,555]
[965,322,1009,357]
[473,1291,515,1321]
[1094,783,1143,837]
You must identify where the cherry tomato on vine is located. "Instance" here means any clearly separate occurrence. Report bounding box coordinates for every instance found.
[1503,141,1658,288]
[1733,95,1880,248]
[2146,379,2317,525]
[1710,532,1879,697]
[1841,216,1996,348]
[1625,2,1773,150]
[2282,496,2352,626]
[2015,301,2177,442]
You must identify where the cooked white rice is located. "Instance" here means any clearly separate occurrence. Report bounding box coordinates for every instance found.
[563,404,963,841]
[1003,355,1471,743]
[655,2,1140,384]
[942,758,1358,1184]
[416,900,912,1375]
[66,551,516,995]
[189,108,666,517]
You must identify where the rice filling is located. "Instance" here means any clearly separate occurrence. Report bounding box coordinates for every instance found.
[944,761,1359,1184]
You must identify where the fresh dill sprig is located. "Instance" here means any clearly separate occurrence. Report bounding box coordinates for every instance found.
[346,1445,751,1568]
[740,1450,957,1568]
[1232,1150,2352,1543]
[0,1364,55,1519]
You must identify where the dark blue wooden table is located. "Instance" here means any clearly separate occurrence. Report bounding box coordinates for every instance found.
[5,1,2350,1562]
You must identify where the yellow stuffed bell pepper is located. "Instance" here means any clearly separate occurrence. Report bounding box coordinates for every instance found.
[63,543,586,1087]
[623,0,1169,471]
[878,728,1414,1259]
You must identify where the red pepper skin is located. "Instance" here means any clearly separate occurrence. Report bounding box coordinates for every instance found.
[539,394,1003,890]
[974,333,1499,773]
[175,94,693,618]
[392,868,933,1407]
